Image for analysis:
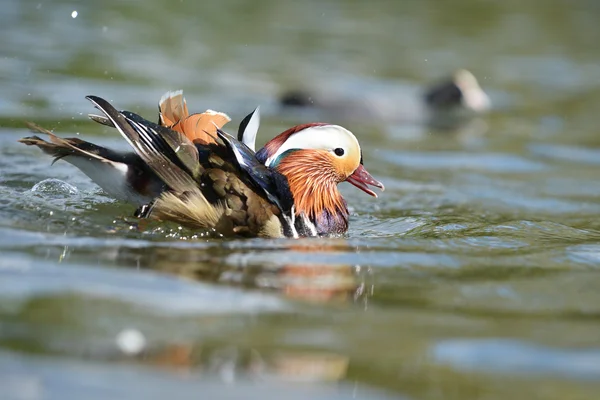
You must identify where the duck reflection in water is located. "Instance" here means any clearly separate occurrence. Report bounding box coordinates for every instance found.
[108,235,374,305]
[102,238,369,382]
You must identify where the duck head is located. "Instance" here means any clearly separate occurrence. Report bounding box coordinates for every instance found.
[424,69,490,113]
[255,123,384,232]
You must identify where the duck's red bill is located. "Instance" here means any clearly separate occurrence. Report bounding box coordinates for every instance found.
[347,165,385,197]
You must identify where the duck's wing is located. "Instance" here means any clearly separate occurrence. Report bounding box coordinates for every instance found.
[87,95,200,194]
[215,128,314,238]
[87,90,194,130]
[86,95,287,238]
[216,127,293,213]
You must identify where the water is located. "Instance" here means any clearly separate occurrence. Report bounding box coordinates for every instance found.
[2,0,600,399]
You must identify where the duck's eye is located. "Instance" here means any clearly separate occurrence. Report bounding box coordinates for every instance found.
[334,148,345,157]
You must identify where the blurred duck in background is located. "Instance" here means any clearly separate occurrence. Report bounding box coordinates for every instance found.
[279,69,491,131]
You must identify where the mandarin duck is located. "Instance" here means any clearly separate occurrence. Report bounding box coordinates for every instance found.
[19,92,383,238]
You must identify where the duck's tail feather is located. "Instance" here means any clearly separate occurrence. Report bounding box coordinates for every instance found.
[19,122,160,204]
[19,134,78,165]
[20,122,116,165]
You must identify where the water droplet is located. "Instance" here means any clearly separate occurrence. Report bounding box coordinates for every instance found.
[116,329,146,355]
[31,179,78,195]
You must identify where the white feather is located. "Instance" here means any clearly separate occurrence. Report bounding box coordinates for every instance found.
[454,69,490,112]
[301,214,318,236]
[230,143,249,168]
[265,125,360,167]
[241,106,260,152]
[282,206,299,239]
[159,90,184,108]
[64,156,153,205]
[205,109,231,119]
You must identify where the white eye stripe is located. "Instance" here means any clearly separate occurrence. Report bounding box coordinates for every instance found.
[265,125,360,167]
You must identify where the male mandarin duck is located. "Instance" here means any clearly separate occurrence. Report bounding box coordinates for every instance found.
[19,91,384,238]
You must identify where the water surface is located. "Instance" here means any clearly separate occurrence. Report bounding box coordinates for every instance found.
[2,0,600,399]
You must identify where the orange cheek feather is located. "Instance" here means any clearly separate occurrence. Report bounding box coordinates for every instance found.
[276,150,347,219]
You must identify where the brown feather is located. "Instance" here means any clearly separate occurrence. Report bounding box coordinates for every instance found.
[158,91,230,145]
[150,167,284,238]
[170,111,231,145]
[158,91,189,127]
[150,191,226,231]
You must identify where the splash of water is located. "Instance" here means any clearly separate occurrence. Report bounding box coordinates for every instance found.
[30,178,78,195]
